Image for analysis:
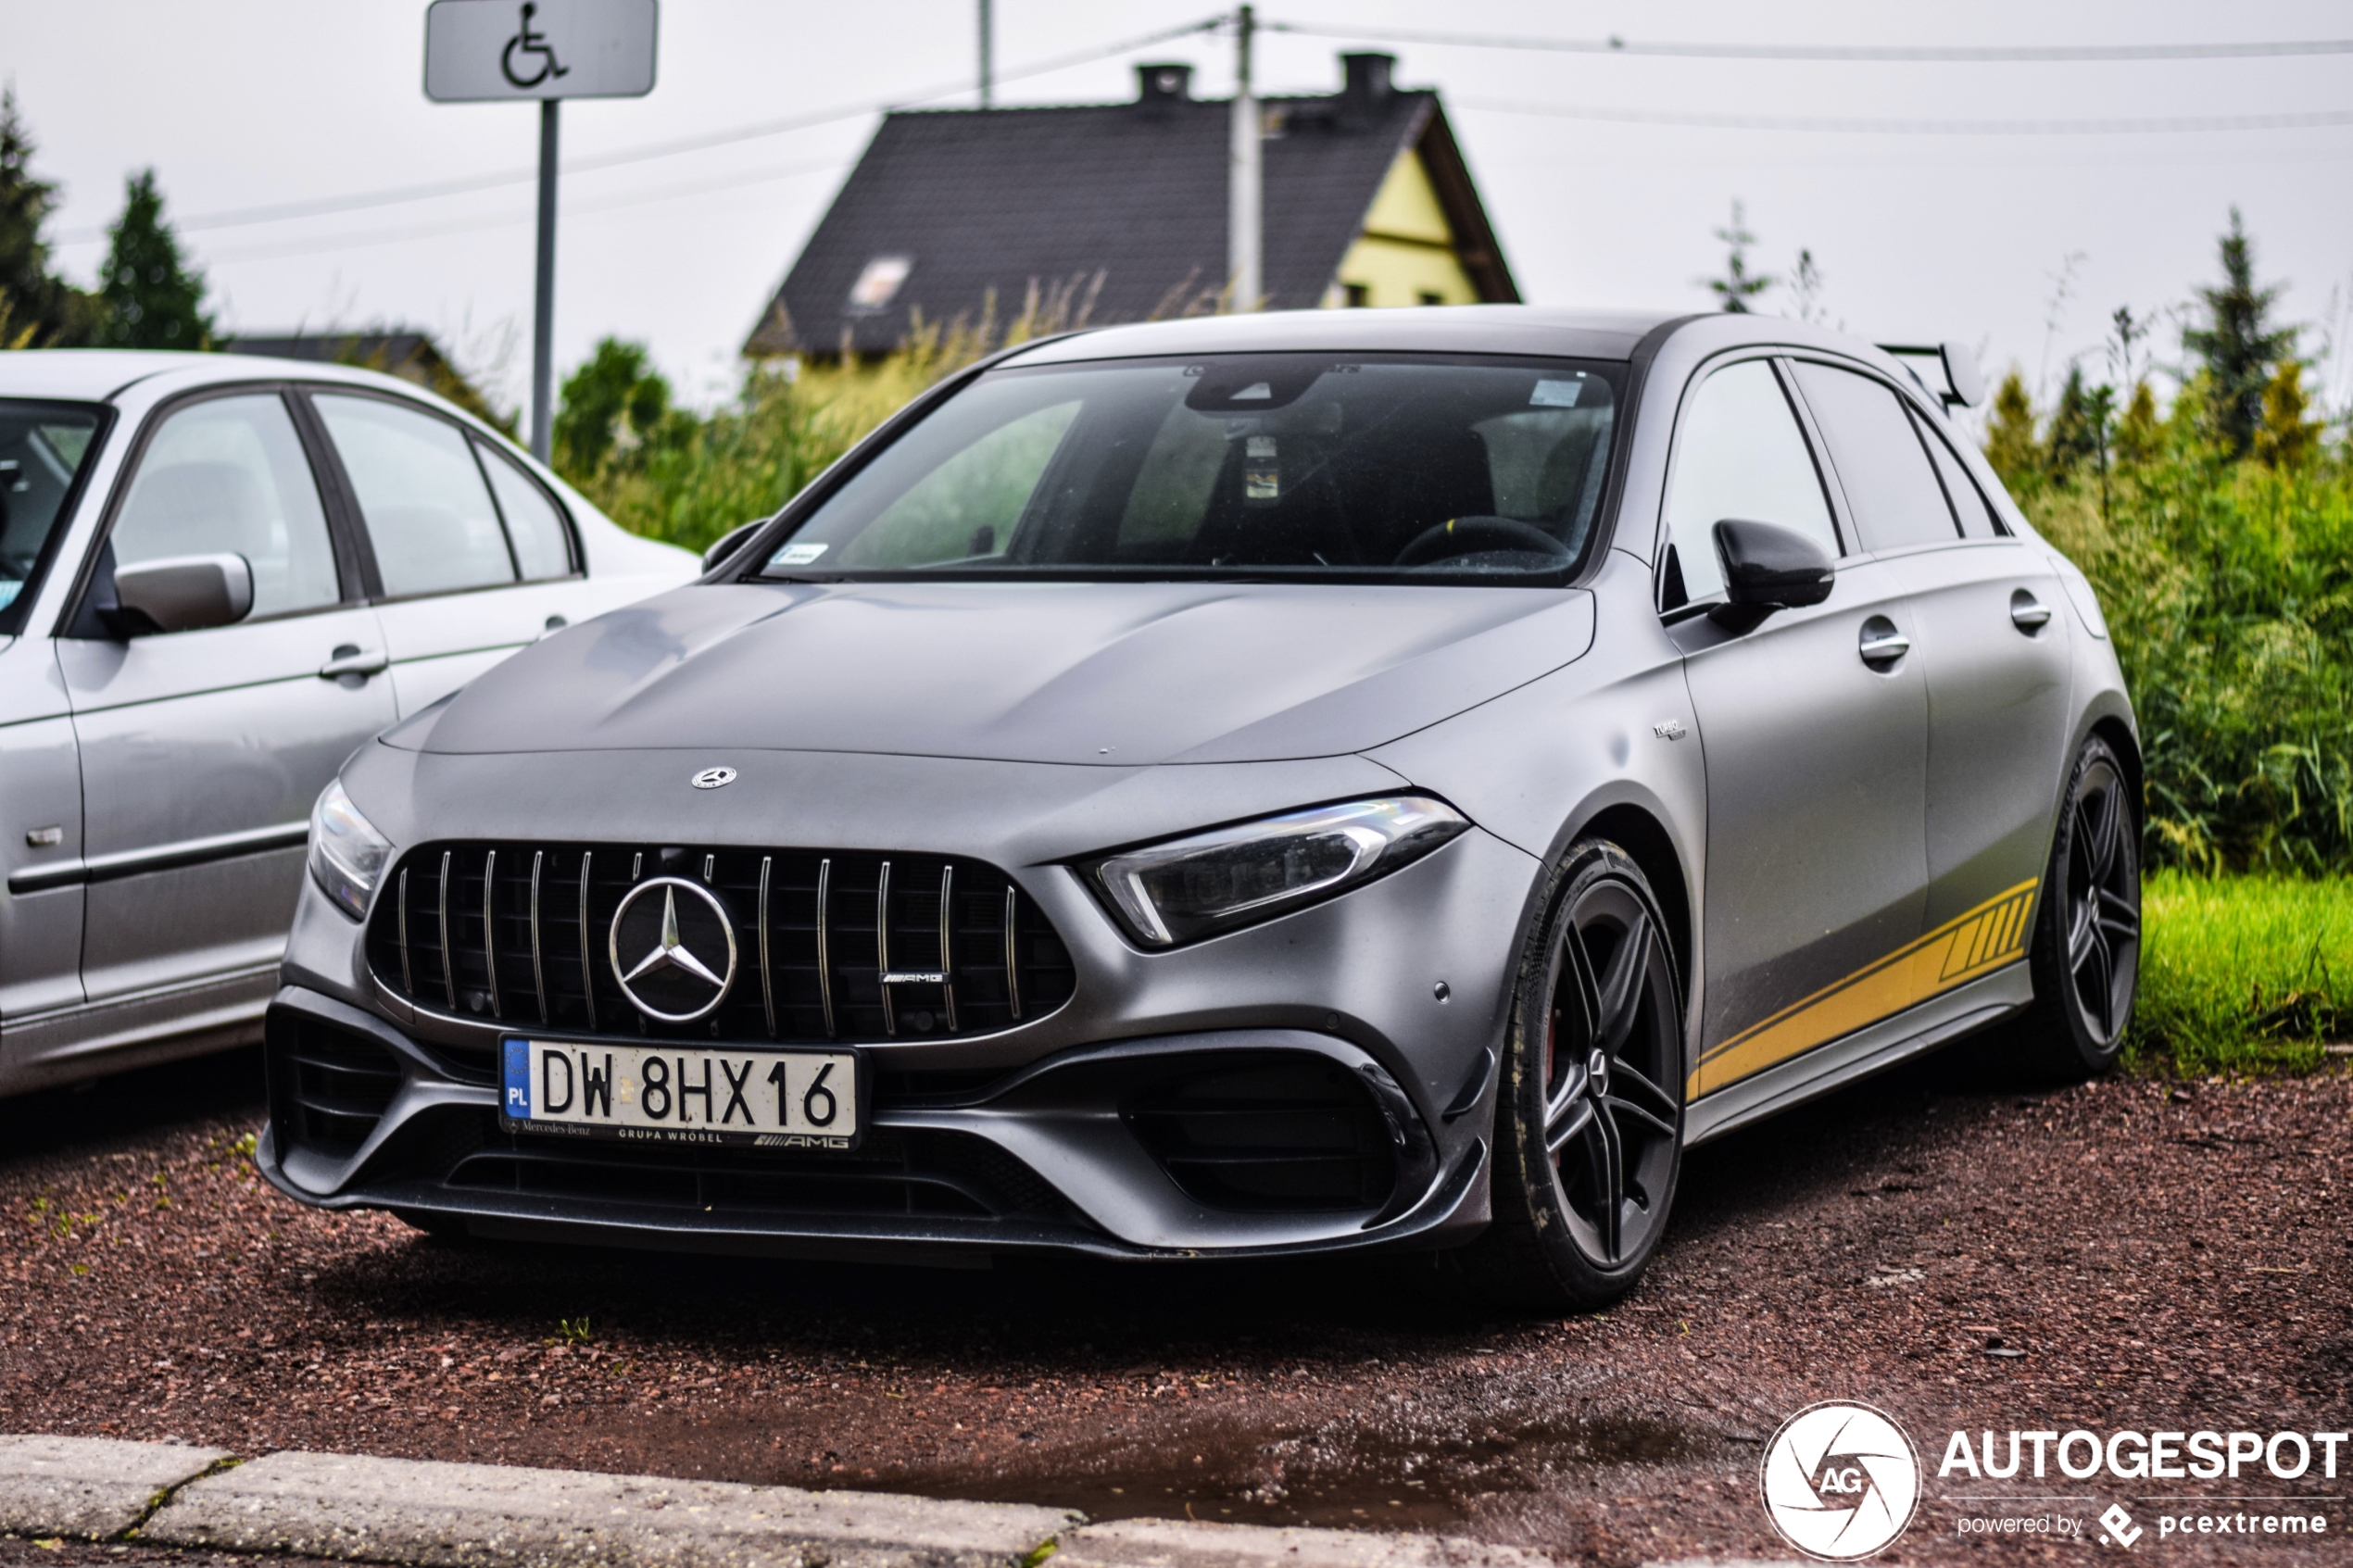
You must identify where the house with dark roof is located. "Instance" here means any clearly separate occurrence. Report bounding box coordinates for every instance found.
[745,52,1516,357]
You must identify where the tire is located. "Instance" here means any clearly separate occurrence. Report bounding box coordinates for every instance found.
[2014,734,2142,1080]
[1454,840,1685,1311]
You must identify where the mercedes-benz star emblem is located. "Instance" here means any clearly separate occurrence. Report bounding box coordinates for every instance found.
[690,766,737,790]
[608,877,738,1022]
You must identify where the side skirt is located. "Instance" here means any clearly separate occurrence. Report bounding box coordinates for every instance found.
[1682,960,2032,1148]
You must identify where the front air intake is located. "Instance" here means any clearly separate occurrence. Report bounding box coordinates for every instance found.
[365,843,1075,1073]
[1125,1053,1399,1212]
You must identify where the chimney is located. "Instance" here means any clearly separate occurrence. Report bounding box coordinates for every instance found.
[1339,52,1394,125]
[1135,62,1193,113]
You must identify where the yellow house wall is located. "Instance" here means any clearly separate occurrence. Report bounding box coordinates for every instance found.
[1326,148,1482,308]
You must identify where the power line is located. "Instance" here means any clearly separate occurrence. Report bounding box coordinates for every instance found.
[1463,99,2353,134]
[1268,20,2353,63]
[54,11,1226,245]
[204,157,849,267]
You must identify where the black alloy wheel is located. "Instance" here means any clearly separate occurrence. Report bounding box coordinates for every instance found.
[2019,734,2142,1078]
[1461,841,1684,1310]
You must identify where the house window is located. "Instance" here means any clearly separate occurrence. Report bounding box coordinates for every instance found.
[1344,283,1370,308]
[847,255,912,314]
[1418,291,1443,307]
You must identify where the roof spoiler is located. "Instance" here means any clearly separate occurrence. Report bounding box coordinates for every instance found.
[1877,341,1985,409]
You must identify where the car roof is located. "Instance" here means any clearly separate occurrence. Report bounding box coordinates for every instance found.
[1000,305,1692,368]
[0,347,459,405]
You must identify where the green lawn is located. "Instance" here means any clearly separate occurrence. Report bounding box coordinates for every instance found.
[2127,871,2353,1075]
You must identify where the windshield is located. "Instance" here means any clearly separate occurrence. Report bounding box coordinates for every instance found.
[0,400,106,634]
[756,354,1623,583]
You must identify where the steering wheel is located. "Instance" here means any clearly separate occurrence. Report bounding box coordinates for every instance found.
[1392,516,1572,568]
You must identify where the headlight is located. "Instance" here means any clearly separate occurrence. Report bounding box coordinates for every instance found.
[308,777,392,921]
[1084,797,1470,947]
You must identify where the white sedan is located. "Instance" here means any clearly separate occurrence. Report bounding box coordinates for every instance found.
[0,350,696,1097]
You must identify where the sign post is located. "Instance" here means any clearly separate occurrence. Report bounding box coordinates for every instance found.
[425,0,659,461]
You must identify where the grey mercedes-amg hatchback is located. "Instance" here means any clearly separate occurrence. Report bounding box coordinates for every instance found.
[262,308,2139,1307]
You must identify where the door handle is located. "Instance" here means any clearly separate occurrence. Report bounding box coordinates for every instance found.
[1857,617,1911,668]
[319,645,390,680]
[2010,589,2052,632]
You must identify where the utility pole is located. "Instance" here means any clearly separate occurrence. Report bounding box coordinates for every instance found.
[531,99,560,461]
[1227,3,1260,312]
[978,0,994,108]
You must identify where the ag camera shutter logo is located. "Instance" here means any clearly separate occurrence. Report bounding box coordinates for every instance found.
[1760,1400,1922,1561]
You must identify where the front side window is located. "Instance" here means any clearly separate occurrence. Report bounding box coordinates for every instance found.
[756,355,1623,583]
[315,395,517,597]
[1789,362,1960,552]
[109,393,340,621]
[1660,358,1837,608]
[0,399,105,633]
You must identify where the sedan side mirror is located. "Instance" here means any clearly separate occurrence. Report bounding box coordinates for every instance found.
[1709,520,1833,628]
[112,552,254,635]
[701,518,768,574]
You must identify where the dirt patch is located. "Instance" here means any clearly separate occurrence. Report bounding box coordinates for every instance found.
[2,1046,2347,1563]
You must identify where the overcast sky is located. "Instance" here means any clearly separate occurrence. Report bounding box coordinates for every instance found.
[10,0,2352,426]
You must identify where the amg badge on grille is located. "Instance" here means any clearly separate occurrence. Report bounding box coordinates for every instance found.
[609,878,738,1022]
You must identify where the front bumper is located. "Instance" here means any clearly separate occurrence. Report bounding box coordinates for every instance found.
[258,985,1487,1261]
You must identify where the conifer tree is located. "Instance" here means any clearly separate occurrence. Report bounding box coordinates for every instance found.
[0,88,93,345]
[2045,365,2103,473]
[96,169,210,349]
[1982,369,2042,488]
[2252,360,2321,469]
[2183,208,2295,458]
[2115,382,2160,466]
[1701,201,1774,313]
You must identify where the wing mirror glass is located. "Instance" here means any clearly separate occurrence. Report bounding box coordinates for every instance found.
[111,552,254,635]
[1710,520,1833,627]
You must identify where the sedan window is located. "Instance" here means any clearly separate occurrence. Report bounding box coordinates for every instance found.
[1790,362,1960,551]
[109,393,340,620]
[0,400,104,633]
[1660,358,1837,606]
[475,439,576,579]
[316,395,517,597]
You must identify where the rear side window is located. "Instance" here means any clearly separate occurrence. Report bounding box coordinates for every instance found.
[476,441,576,580]
[1789,362,1959,551]
[316,395,517,597]
[1662,358,1838,605]
[1908,408,2003,538]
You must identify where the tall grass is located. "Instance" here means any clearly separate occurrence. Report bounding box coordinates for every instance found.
[2017,386,2353,875]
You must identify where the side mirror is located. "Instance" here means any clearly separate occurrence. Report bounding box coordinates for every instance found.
[1710,520,1833,627]
[112,553,254,635]
[701,519,767,574]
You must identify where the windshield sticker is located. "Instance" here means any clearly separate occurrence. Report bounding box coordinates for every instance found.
[1231,382,1274,401]
[1530,378,1584,408]
[1244,435,1280,502]
[776,542,830,566]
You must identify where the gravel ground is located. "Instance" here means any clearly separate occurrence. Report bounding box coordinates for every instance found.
[2,1042,2346,1565]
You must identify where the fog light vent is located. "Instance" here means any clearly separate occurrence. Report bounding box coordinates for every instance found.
[1124,1053,1397,1212]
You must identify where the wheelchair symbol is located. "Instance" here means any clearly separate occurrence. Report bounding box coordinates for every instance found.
[500,2,571,90]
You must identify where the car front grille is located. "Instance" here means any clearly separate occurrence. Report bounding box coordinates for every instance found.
[1124,1053,1399,1212]
[365,842,1076,1073]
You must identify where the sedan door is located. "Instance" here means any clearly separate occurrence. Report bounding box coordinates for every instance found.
[56,388,396,1013]
[1660,358,1929,1098]
[306,391,588,717]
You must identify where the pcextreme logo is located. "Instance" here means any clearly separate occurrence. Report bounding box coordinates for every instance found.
[1760,1400,1923,1561]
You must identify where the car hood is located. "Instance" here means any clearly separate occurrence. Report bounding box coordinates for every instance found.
[401,580,1596,766]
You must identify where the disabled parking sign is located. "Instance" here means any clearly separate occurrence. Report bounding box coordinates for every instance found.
[425,0,658,102]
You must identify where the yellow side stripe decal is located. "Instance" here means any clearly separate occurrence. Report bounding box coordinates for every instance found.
[1687,879,2039,1100]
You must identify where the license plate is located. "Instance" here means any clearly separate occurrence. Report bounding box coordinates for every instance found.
[499,1038,863,1149]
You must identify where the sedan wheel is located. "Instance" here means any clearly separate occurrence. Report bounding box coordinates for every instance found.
[1459,841,1684,1310]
